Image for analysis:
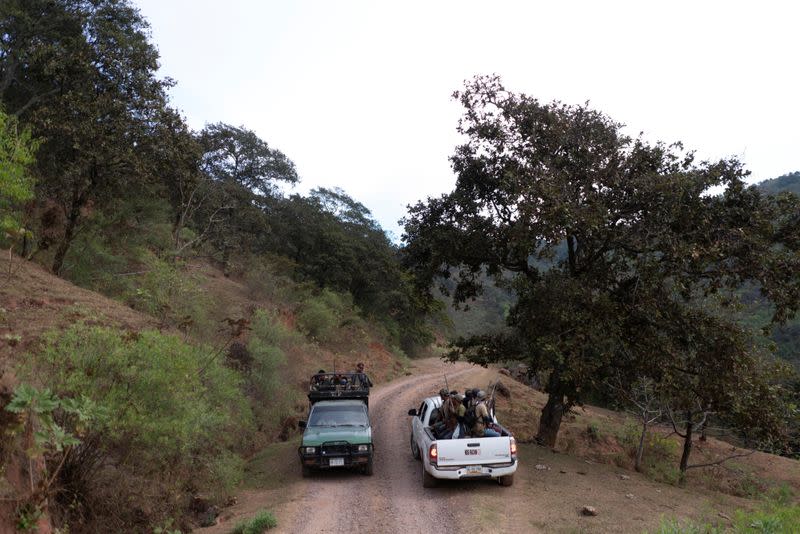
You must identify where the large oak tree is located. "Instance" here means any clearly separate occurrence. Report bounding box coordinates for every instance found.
[403,75,800,446]
[1,0,169,273]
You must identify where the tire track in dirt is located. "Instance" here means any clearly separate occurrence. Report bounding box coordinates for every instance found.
[285,362,475,534]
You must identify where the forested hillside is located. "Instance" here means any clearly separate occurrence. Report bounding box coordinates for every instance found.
[758,171,800,196]
[2,2,800,533]
[748,171,800,368]
[0,1,434,531]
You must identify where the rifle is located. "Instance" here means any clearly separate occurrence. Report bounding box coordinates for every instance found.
[444,374,450,394]
[489,381,498,419]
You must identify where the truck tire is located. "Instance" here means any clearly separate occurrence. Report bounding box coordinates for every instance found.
[301,464,312,478]
[410,434,421,460]
[362,457,374,476]
[422,464,438,488]
[498,474,514,486]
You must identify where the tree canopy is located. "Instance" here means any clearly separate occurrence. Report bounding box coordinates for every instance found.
[1,0,170,273]
[403,75,800,447]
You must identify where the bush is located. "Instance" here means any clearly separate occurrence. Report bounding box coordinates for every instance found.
[247,311,299,430]
[206,450,246,501]
[241,255,302,304]
[20,324,255,527]
[651,486,800,533]
[618,422,680,484]
[60,197,173,295]
[230,509,277,534]
[250,309,299,348]
[125,254,211,336]
[296,291,341,342]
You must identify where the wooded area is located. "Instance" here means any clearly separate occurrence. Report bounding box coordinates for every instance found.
[1,1,799,532]
[403,75,800,459]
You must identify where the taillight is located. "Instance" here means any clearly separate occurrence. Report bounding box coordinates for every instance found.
[510,437,517,458]
[429,443,438,464]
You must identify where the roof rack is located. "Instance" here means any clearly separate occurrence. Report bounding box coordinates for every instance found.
[308,372,370,405]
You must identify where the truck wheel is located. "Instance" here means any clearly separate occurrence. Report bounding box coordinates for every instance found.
[498,474,514,486]
[301,464,312,478]
[422,464,438,488]
[362,457,374,476]
[410,435,421,460]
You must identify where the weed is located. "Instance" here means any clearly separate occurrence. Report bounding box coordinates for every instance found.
[587,423,601,442]
[230,509,277,534]
[617,423,680,483]
[652,491,800,534]
[153,518,182,534]
[206,451,246,501]
[766,484,795,506]
[649,517,722,533]
[15,503,43,532]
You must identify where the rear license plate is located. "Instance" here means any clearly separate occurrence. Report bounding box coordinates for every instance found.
[465,466,482,475]
[329,457,344,467]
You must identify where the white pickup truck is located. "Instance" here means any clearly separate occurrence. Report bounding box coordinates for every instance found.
[407,396,517,487]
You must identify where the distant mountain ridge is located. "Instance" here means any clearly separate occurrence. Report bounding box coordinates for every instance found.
[751,171,800,367]
[756,171,800,195]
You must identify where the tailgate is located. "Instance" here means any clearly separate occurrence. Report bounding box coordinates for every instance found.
[435,436,512,467]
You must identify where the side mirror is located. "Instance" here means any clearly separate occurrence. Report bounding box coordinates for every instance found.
[298,420,307,428]
[407,408,417,416]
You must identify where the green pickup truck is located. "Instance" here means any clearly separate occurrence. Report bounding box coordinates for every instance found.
[298,373,373,477]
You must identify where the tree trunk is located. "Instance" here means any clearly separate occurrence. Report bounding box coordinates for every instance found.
[172,216,183,252]
[679,410,693,474]
[51,205,80,275]
[635,421,647,472]
[536,371,568,447]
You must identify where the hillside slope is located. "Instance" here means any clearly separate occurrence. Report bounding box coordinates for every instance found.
[0,254,410,533]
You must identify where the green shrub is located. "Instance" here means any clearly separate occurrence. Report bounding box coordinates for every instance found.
[618,422,680,484]
[733,499,800,533]
[250,309,300,347]
[125,254,211,336]
[230,509,277,534]
[62,228,133,295]
[651,489,800,534]
[0,108,38,253]
[20,323,254,491]
[242,256,303,304]
[247,311,300,429]
[206,450,246,501]
[296,293,340,342]
[649,517,722,534]
[60,197,173,294]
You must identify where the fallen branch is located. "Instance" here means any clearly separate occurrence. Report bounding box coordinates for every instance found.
[686,449,755,470]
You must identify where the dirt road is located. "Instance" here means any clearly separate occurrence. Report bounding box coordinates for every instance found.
[279,360,481,534]
[202,359,505,534]
[203,360,756,534]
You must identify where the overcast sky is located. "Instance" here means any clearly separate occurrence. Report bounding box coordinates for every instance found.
[134,0,799,238]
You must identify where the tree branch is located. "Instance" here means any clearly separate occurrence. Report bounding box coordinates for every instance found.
[12,87,60,118]
[686,449,755,470]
